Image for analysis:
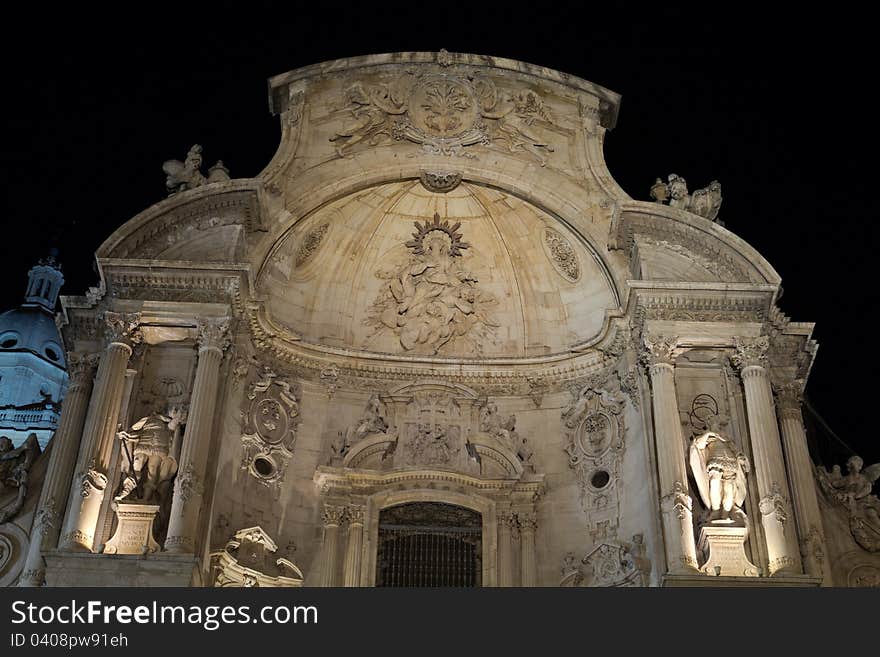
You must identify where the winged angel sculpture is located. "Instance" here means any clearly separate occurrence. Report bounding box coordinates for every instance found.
[688,415,750,524]
[817,455,880,552]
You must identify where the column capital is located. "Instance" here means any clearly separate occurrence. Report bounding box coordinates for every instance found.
[197,316,232,353]
[346,505,365,526]
[516,511,538,531]
[773,379,805,417]
[66,352,100,388]
[103,311,143,348]
[731,335,769,371]
[322,504,347,528]
[640,334,677,369]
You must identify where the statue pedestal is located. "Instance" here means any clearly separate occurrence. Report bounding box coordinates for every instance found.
[697,523,759,578]
[103,503,161,555]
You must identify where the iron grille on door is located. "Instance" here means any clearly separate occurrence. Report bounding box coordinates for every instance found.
[376,503,482,587]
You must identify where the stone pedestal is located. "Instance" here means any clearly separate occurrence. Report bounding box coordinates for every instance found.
[103,503,161,555]
[697,524,759,578]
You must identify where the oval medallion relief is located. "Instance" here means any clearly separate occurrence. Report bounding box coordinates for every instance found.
[542,227,580,282]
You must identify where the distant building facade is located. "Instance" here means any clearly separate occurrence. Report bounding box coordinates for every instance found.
[0,254,67,449]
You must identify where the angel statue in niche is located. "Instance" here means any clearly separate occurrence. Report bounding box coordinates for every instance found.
[689,414,750,524]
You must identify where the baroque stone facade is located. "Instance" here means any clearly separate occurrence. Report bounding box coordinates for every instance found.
[0,51,870,587]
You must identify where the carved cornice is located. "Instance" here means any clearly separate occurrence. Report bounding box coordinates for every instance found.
[731,336,770,371]
[102,267,245,307]
[100,188,260,259]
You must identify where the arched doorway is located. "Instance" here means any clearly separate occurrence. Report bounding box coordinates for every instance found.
[376,502,482,587]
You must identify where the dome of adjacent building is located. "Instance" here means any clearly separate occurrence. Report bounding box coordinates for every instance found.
[0,306,66,369]
[258,180,619,359]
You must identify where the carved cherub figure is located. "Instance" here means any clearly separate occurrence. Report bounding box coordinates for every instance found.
[831,455,880,501]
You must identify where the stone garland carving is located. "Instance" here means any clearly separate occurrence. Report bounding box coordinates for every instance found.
[364,213,498,355]
[0,434,40,524]
[816,456,880,552]
[162,144,230,195]
[650,174,723,223]
[240,365,302,492]
[330,72,556,164]
[211,526,303,587]
[560,534,650,587]
[294,223,330,268]
[319,364,340,397]
[562,371,627,539]
[542,228,580,282]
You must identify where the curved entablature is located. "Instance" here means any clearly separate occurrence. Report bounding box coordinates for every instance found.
[612,200,783,286]
[266,51,621,129]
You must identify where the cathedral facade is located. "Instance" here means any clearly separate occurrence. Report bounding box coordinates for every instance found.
[1,52,878,587]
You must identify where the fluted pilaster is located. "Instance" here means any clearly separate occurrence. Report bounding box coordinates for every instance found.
[518,511,537,587]
[642,335,698,574]
[342,505,364,587]
[59,313,141,552]
[320,505,346,587]
[774,380,830,583]
[733,336,799,575]
[497,509,515,587]
[164,317,230,553]
[20,353,99,585]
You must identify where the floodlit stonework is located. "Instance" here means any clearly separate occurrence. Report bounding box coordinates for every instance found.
[1,51,878,587]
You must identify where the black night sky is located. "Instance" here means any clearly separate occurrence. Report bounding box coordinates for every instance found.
[1,6,876,465]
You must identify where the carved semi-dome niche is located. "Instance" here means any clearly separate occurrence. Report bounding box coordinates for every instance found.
[258,181,618,358]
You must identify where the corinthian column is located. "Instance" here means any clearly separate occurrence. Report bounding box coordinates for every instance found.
[497,508,514,587]
[320,505,346,587]
[59,312,141,552]
[732,336,799,575]
[642,335,699,574]
[518,511,538,587]
[19,353,99,586]
[342,505,364,587]
[774,380,830,584]
[164,317,230,553]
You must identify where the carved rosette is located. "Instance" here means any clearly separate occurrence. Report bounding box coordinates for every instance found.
[542,228,580,282]
[104,311,143,348]
[731,336,770,371]
[321,505,347,528]
[197,317,232,353]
